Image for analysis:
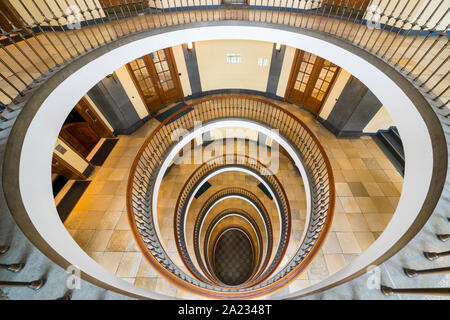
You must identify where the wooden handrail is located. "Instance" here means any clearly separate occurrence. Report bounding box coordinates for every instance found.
[189,186,276,288]
[126,95,335,298]
[174,154,284,288]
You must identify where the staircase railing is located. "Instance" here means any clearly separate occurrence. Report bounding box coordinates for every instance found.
[202,207,266,285]
[189,185,278,287]
[174,155,289,288]
[0,0,448,109]
[380,215,450,298]
[127,95,334,298]
[0,243,46,292]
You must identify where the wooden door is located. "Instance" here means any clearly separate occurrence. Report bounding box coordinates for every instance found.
[147,49,182,103]
[286,50,340,114]
[127,48,183,112]
[60,123,100,158]
[74,97,114,139]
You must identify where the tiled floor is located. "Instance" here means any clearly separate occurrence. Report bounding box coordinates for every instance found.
[62,97,403,298]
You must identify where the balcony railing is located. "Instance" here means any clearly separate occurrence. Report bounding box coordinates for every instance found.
[175,160,286,288]
[127,95,334,298]
[0,0,448,111]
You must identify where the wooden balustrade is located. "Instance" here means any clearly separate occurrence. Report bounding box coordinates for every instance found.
[127,95,335,298]
[0,0,447,109]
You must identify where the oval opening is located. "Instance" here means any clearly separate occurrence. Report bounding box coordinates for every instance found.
[213,228,255,286]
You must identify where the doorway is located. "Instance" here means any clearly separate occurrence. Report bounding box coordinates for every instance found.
[59,97,114,158]
[126,48,184,112]
[285,49,340,114]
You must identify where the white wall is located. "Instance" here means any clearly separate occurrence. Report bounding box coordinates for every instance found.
[54,138,89,174]
[318,69,352,120]
[172,45,192,97]
[276,45,296,98]
[363,106,395,133]
[114,65,149,119]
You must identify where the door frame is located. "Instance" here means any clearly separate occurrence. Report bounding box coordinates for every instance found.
[75,97,114,139]
[285,49,340,115]
[52,153,88,180]
[126,48,184,114]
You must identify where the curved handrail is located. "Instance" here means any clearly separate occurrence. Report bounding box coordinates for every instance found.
[189,185,278,287]
[203,208,266,285]
[210,225,257,287]
[174,155,289,288]
[126,95,335,298]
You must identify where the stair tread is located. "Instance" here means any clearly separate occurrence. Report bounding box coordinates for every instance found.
[378,131,405,162]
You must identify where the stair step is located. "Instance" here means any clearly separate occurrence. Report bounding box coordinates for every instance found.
[0,127,12,140]
[372,135,404,176]
[378,130,405,164]
[389,127,402,145]
[6,102,25,111]
[0,108,20,121]
[0,118,15,130]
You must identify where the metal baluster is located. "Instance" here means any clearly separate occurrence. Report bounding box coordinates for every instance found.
[0,279,46,290]
[424,250,450,261]
[0,263,25,273]
[0,246,9,254]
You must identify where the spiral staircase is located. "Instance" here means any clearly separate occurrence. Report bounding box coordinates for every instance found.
[0,1,448,300]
